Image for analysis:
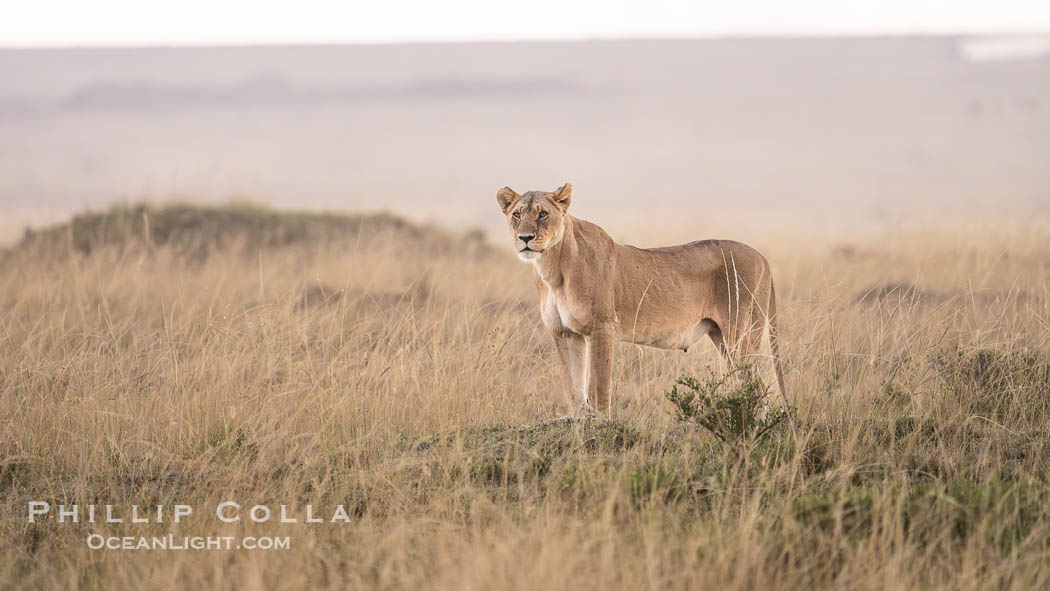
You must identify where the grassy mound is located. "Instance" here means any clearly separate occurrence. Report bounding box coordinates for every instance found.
[8,203,487,261]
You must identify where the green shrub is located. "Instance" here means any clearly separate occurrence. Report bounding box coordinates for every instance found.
[665,364,795,446]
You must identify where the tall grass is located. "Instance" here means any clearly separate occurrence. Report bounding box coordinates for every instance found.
[1,205,1049,589]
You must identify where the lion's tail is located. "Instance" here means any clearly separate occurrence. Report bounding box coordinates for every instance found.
[767,281,788,405]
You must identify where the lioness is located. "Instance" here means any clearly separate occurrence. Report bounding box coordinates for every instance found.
[497,182,786,414]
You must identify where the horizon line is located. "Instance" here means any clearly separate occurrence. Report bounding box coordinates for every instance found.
[4,30,1050,51]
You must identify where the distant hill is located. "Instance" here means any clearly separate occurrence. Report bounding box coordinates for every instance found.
[53,73,586,112]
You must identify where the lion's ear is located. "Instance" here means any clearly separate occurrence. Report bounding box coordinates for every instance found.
[497,187,520,213]
[552,182,572,211]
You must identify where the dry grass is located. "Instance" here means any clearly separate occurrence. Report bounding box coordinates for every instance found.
[2,204,1050,590]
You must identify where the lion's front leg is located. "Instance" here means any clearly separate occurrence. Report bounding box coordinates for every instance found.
[587,326,614,412]
[553,332,589,415]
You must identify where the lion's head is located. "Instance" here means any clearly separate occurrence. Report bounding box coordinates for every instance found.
[496,182,572,262]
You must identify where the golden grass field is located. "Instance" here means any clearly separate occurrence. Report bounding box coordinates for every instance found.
[2,204,1050,589]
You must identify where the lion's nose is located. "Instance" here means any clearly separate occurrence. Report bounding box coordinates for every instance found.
[518,234,535,244]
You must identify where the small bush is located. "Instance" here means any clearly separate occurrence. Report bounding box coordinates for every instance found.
[665,364,795,446]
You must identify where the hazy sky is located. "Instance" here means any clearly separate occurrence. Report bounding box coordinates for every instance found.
[2,0,1049,46]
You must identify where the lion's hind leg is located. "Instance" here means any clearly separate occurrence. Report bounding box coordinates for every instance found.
[706,313,777,397]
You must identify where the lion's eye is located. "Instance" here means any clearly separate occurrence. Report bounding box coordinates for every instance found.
[538,211,548,219]
[512,212,521,220]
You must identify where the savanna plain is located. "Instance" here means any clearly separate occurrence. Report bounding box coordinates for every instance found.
[2,203,1050,590]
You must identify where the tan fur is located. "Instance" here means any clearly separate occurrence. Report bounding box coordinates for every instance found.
[497,182,787,414]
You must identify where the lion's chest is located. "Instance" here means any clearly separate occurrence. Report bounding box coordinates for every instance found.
[539,288,587,335]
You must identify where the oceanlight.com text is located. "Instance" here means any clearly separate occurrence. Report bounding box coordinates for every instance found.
[86,534,291,551]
